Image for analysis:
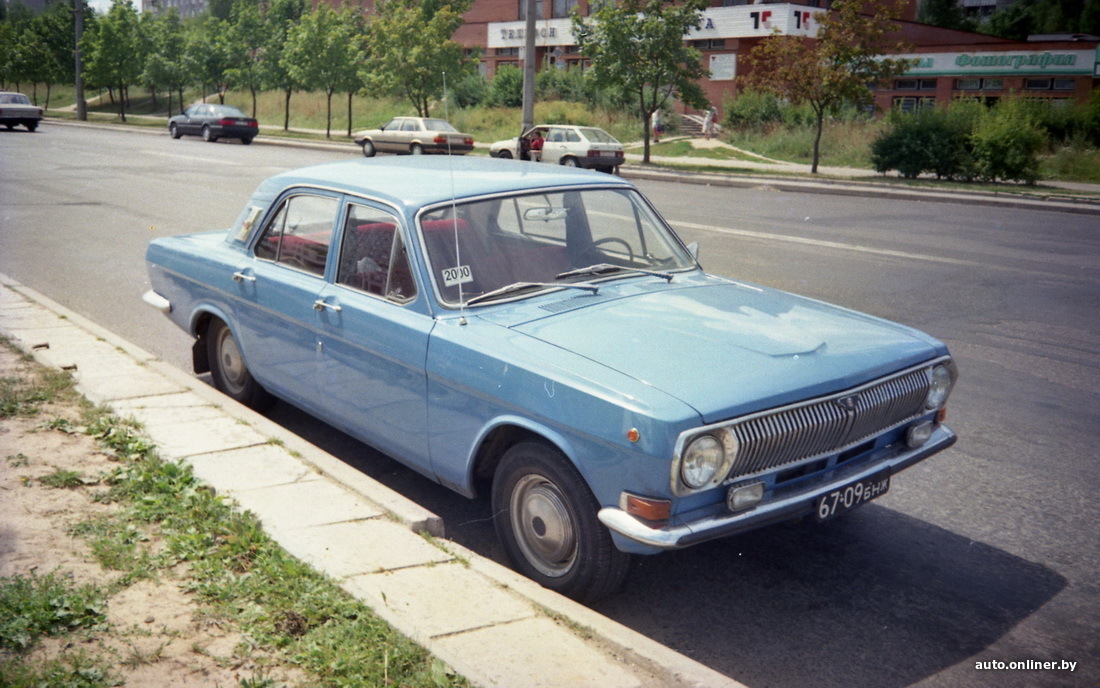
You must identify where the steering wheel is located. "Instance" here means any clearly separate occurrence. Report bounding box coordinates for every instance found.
[591,237,635,264]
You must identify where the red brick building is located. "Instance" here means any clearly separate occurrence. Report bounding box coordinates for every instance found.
[448,0,1098,116]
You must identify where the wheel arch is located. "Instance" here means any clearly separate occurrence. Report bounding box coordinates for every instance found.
[188,306,235,375]
[469,419,578,500]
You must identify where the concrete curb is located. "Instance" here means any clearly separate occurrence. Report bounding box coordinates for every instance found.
[0,272,746,688]
[43,117,1100,215]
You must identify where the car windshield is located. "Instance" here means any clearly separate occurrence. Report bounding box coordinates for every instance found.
[419,187,696,306]
[578,127,618,144]
[423,119,458,132]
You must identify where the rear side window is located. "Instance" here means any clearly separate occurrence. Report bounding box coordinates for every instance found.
[254,193,338,277]
[336,204,417,304]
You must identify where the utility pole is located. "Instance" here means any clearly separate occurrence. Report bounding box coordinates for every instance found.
[74,0,87,121]
[520,0,536,133]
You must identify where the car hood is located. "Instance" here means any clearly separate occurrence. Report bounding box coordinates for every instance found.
[502,281,946,423]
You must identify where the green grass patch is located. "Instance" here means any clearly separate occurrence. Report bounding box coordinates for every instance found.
[0,571,108,653]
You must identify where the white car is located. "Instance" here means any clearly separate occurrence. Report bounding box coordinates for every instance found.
[0,92,43,132]
[354,116,474,157]
[490,125,625,173]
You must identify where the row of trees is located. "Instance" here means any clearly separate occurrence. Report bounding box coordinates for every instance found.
[0,0,473,135]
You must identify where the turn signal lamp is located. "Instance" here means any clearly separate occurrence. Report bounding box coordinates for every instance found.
[620,493,671,523]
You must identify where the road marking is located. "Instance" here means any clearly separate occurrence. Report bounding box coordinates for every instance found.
[669,219,983,268]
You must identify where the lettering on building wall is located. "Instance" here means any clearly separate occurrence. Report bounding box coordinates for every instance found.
[500,26,558,41]
[955,52,1077,69]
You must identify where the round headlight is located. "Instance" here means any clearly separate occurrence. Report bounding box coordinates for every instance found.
[681,435,725,489]
[925,364,953,410]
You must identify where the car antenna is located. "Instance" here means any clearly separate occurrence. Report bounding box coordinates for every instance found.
[442,71,468,326]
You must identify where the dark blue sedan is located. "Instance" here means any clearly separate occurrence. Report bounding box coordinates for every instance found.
[169,104,258,144]
[144,157,958,601]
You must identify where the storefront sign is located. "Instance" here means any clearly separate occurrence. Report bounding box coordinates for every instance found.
[899,50,1095,76]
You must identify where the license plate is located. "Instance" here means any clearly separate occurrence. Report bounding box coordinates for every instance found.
[814,470,890,521]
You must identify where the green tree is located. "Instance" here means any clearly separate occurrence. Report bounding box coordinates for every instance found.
[185,15,240,103]
[917,0,976,31]
[82,0,143,120]
[572,0,710,163]
[262,0,307,131]
[739,0,916,173]
[227,0,266,118]
[141,9,187,115]
[368,0,472,117]
[283,4,363,137]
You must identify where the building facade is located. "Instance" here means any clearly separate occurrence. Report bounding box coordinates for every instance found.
[452,0,1098,116]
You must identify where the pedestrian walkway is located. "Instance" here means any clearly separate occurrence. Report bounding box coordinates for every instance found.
[0,273,745,688]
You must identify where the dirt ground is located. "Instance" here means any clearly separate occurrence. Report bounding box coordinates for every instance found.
[0,346,304,687]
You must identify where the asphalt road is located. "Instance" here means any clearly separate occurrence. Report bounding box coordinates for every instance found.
[2,123,1097,687]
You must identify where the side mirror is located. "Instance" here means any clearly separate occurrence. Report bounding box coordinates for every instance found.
[687,241,699,262]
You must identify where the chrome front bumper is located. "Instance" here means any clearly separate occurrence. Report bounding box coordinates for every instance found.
[599,425,957,552]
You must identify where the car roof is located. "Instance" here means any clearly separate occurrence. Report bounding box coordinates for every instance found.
[258,156,633,210]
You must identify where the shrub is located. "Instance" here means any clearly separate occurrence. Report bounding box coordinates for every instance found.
[723,89,782,130]
[487,64,523,108]
[970,99,1046,183]
[449,72,489,109]
[871,107,974,179]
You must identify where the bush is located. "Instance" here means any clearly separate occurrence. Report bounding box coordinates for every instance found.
[723,89,782,130]
[487,64,523,108]
[449,72,489,109]
[871,107,974,179]
[971,99,1046,183]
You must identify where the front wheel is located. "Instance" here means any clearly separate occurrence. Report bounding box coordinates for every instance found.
[169,123,181,139]
[497,150,513,159]
[206,319,274,411]
[360,140,376,157]
[492,441,630,602]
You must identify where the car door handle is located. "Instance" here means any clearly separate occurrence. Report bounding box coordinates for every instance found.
[313,299,342,313]
[232,271,256,283]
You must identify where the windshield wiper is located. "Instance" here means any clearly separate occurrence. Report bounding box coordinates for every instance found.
[464,281,599,307]
[555,263,674,282]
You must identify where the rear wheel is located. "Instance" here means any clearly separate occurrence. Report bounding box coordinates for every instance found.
[202,125,218,142]
[25,121,37,132]
[206,319,274,411]
[492,440,630,602]
[241,136,253,145]
[410,143,424,155]
[560,157,579,167]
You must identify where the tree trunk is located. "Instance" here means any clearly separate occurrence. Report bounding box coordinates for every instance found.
[346,91,353,137]
[326,89,333,138]
[811,106,824,174]
[283,88,292,131]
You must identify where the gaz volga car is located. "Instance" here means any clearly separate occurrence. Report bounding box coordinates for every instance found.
[144,157,958,602]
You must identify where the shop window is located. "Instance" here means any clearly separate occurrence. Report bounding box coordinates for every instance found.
[518,0,544,20]
[893,96,936,113]
[981,78,1003,90]
[1053,79,1075,91]
[955,78,982,91]
[1025,78,1052,90]
[894,78,936,91]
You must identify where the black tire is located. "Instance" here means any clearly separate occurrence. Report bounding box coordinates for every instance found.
[360,140,376,157]
[410,143,424,155]
[202,125,217,142]
[560,157,579,167]
[206,319,274,411]
[241,136,253,145]
[492,440,630,602]
[497,150,513,159]
[170,123,181,139]
[25,121,37,132]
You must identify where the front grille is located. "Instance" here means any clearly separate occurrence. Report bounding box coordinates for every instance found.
[726,367,931,480]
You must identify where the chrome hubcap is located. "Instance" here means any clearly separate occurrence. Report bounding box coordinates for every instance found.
[216,329,246,394]
[510,474,576,578]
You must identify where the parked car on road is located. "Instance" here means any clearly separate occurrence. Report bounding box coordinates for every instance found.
[169,104,258,144]
[0,92,43,132]
[144,157,958,601]
[354,117,474,157]
[490,125,625,173]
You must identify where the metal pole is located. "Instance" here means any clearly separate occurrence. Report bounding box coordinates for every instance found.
[74,0,86,121]
[521,0,536,133]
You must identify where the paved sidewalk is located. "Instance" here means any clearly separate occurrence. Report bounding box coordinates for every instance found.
[0,272,745,688]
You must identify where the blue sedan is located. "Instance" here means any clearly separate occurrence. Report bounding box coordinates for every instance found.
[144,157,958,601]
